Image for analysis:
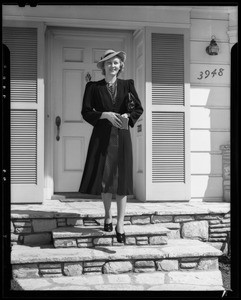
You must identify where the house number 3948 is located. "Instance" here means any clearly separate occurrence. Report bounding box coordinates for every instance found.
[197,68,224,80]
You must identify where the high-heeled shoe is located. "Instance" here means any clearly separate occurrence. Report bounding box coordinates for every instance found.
[104,220,113,232]
[115,226,126,243]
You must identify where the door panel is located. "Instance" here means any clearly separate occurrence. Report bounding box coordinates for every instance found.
[52,30,129,191]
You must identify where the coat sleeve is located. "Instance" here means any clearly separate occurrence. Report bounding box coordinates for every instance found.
[128,79,144,128]
[81,82,102,126]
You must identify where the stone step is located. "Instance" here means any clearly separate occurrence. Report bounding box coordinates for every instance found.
[11,200,230,253]
[15,271,224,291]
[52,224,170,248]
[12,239,223,280]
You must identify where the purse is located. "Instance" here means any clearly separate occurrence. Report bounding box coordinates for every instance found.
[118,115,129,130]
[126,92,136,113]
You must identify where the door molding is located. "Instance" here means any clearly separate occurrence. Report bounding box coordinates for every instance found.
[44,27,133,199]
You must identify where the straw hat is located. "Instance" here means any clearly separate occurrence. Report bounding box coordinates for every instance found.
[97,49,126,69]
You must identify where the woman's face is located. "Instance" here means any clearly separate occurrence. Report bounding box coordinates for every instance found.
[104,56,121,77]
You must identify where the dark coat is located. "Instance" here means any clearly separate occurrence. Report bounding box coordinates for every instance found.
[79,78,143,195]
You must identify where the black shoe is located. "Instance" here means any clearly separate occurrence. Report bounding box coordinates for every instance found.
[115,226,126,243]
[104,221,113,232]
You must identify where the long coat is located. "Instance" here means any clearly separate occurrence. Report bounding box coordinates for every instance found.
[79,78,143,195]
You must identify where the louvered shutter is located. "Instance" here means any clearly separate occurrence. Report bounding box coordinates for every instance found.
[3,25,45,203]
[11,110,37,184]
[3,27,37,103]
[146,27,190,201]
[152,112,185,183]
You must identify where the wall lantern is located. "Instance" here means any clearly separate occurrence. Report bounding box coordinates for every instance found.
[206,36,219,55]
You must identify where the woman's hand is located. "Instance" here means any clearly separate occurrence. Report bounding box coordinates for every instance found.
[121,113,129,118]
[101,112,123,128]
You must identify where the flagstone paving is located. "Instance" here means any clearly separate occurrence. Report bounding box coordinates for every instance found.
[16,271,224,291]
[11,199,230,218]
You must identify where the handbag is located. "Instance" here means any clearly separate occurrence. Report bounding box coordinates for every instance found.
[126,92,136,113]
[118,115,129,130]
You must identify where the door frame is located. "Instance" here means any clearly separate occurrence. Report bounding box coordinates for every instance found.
[44,27,133,199]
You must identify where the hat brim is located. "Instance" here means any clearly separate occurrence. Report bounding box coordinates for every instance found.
[97,51,126,69]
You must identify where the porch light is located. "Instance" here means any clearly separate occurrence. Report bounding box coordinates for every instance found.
[206,36,219,55]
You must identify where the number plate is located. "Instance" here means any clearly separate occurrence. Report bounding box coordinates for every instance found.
[191,64,230,85]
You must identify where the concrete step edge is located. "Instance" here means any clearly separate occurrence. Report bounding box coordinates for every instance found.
[11,239,223,265]
[52,223,171,239]
[15,271,224,291]
[11,201,231,220]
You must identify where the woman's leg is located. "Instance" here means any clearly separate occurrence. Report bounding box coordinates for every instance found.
[101,192,112,224]
[116,194,127,233]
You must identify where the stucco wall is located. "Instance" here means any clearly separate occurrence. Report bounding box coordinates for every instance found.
[190,9,232,201]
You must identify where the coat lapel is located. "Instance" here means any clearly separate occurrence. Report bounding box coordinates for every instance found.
[98,79,113,109]
[116,78,125,107]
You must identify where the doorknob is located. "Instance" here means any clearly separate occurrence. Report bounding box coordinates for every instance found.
[55,116,61,141]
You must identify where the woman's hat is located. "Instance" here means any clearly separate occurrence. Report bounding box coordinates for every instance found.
[97,49,126,69]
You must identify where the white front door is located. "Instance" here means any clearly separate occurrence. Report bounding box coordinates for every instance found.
[51,28,131,192]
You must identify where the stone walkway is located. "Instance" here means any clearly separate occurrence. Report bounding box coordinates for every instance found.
[16,271,224,291]
[11,199,230,218]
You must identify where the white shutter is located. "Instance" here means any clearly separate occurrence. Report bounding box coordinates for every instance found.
[3,25,45,203]
[152,112,185,183]
[2,27,37,103]
[11,110,37,184]
[152,33,184,106]
[146,27,190,201]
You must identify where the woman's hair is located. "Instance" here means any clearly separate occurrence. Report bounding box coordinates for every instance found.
[101,55,125,76]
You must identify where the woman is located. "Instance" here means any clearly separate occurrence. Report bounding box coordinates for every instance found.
[79,49,143,243]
